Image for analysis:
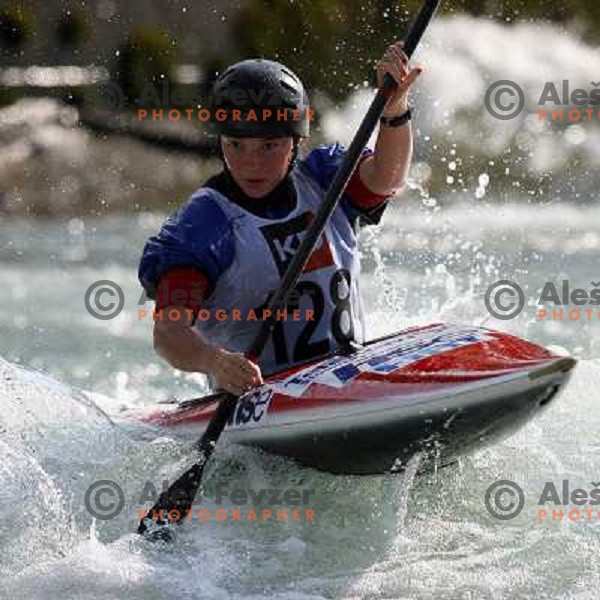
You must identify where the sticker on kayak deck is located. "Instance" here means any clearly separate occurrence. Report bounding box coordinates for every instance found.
[275,324,493,395]
[227,388,273,429]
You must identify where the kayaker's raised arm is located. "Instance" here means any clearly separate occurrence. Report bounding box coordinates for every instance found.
[359,41,424,197]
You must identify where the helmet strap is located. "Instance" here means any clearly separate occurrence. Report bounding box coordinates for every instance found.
[288,137,300,173]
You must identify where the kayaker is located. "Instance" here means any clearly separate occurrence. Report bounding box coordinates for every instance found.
[139,42,423,395]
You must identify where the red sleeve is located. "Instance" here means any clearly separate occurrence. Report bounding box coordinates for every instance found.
[155,267,209,314]
[345,156,391,209]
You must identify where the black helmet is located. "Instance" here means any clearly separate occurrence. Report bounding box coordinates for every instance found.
[209,59,310,138]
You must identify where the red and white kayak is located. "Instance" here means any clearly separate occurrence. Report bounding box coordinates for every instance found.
[133,323,576,475]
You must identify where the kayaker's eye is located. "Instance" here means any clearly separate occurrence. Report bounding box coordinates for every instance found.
[263,142,278,152]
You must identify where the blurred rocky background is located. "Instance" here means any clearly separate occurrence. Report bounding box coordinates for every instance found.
[1,0,599,215]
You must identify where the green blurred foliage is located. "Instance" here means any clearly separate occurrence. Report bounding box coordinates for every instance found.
[234,0,600,100]
[0,3,35,52]
[234,0,417,100]
[114,26,178,108]
[56,7,91,49]
[0,86,20,106]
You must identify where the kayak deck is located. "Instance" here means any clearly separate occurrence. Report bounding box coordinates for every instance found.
[134,324,576,475]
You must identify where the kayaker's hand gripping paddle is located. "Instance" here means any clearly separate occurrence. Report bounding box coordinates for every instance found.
[138,0,442,540]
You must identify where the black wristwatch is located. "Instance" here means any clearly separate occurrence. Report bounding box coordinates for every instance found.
[380,108,411,128]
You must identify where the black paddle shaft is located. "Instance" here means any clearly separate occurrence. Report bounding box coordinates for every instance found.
[250,1,440,358]
[138,0,441,537]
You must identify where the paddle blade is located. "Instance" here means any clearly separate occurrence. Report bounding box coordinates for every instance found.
[137,393,237,539]
[137,458,207,538]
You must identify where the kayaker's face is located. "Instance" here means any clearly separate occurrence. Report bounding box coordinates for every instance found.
[221,136,294,198]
